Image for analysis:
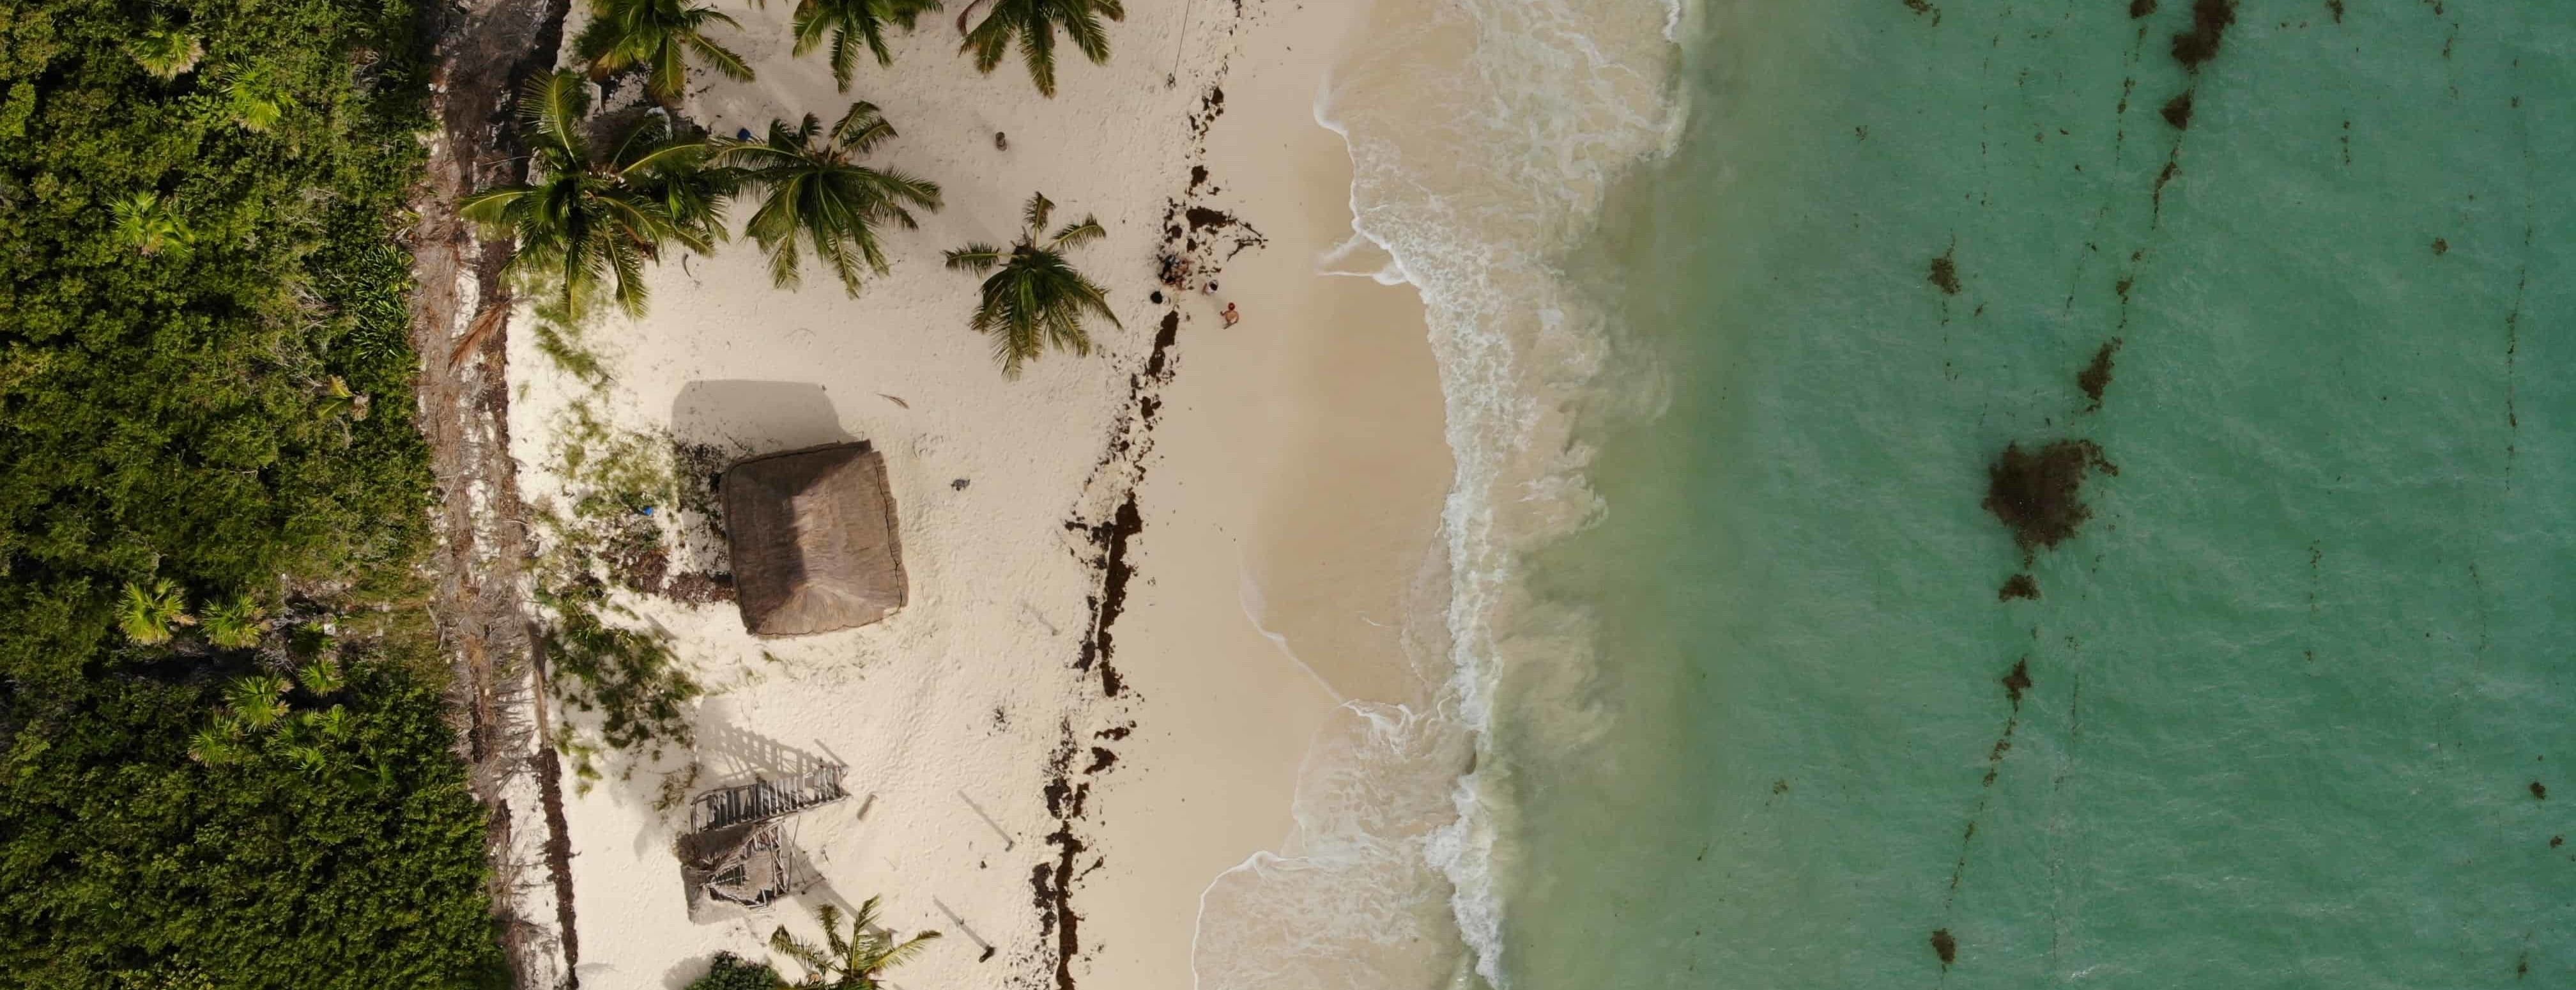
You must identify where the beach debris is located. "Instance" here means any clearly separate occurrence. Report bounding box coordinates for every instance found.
[995,130,1009,150]
[952,477,970,490]
[879,392,910,408]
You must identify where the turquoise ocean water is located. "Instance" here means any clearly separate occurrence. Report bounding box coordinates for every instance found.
[1197,3,2574,988]
[1498,2,2576,988]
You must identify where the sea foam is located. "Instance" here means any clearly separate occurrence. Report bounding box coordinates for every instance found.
[1190,0,1684,986]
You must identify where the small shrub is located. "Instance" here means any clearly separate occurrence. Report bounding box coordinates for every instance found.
[687,952,783,990]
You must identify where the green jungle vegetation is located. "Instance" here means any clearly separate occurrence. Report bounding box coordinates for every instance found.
[0,0,507,984]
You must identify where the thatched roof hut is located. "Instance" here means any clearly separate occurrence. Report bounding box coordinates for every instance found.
[721,442,907,636]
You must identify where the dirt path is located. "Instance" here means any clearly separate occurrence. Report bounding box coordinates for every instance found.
[401,0,576,985]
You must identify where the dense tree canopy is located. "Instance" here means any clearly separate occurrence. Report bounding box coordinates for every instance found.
[0,0,505,982]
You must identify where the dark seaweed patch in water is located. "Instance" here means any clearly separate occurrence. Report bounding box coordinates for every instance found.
[2161,90,2196,129]
[2131,0,2157,16]
[2533,781,2549,800]
[1982,440,2111,554]
[2002,658,2033,704]
[2078,338,2124,411]
[1998,573,2041,601]
[2433,236,2450,255]
[1930,929,1958,966]
[2172,0,2237,69]
[2552,835,2564,848]
[2327,0,2344,22]
[1929,248,1961,295]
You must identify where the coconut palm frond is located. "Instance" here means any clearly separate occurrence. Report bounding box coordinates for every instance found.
[960,0,1126,97]
[464,70,716,318]
[830,101,897,153]
[942,244,1004,272]
[861,929,942,975]
[721,107,940,297]
[949,190,1116,378]
[770,898,938,988]
[769,924,836,979]
[792,0,940,88]
[1048,215,1104,249]
[574,0,756,106]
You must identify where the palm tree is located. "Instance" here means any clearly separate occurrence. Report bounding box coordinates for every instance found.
[126,27,203,80]
[769,897,940,989]
[223,675,292,730]
[714,102,941,297]
[302,704,355,741]
[201,595,266,649]
[960,0,1124,97]
[574,0,755,108]
[463,71,716,317]
[111,193,194,258]
[118,578,189,644]
[298,656,346,696]
[187,721,247,766]
[791,0,942,91]
[943,192,1116,377]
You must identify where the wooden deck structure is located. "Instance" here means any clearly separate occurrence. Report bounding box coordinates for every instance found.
[677,765,850,916]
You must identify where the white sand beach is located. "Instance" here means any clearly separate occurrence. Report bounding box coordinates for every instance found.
[502,0,1453,986]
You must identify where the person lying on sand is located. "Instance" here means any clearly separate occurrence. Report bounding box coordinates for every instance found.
[1221,302,1241,327]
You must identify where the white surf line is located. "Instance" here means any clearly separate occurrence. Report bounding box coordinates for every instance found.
[1234,543,1346,706]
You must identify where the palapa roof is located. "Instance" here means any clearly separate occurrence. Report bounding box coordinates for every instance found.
[721,442,907,637]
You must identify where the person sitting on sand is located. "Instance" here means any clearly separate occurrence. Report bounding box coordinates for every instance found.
[1220,302,1241,327]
